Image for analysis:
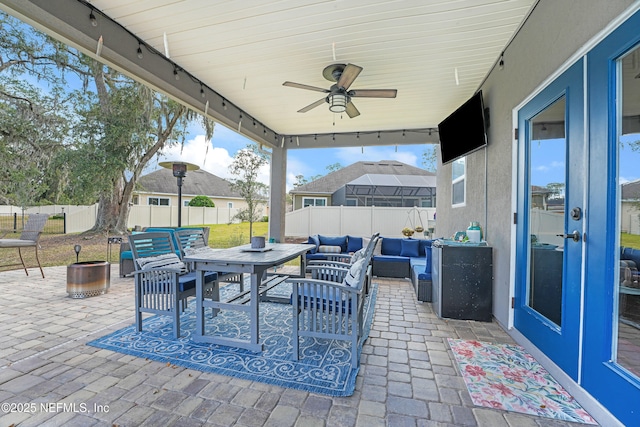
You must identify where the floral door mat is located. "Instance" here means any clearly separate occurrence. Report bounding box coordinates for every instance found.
[448,338,596,424]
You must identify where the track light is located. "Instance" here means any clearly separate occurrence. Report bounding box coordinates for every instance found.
[137,45,143,59]
[200,85,205,98]
[89,11,98,27]
[173,67,179,80]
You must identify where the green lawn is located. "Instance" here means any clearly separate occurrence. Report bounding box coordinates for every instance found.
[199,222,269,248]
[621,232,640,249]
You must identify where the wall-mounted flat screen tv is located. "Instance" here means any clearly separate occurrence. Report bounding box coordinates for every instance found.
[437,90,488,165]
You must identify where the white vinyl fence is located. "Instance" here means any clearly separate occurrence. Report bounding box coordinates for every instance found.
[0,204,242,233]
[285,206,436,239]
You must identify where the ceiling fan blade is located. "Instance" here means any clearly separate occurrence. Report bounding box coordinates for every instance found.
[337,64,363,90]
[345,101,360,118]
[283,81,329,93]
[298,97,327,113]
[349,89,398,98]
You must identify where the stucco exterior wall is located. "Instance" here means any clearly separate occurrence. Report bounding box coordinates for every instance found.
[435,0,636,326]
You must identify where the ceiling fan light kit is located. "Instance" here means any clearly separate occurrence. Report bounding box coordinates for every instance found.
[329,93,348,113]
[283,63,397,118]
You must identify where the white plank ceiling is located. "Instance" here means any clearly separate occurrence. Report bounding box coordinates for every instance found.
[86,0,535,138]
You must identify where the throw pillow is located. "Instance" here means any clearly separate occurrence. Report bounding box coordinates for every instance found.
[347,236,363,253]
[136,253,185,272]
[344,258,366,287]
[351,248,365,264]
[318,245,342,253]
[318,235,348,253]
[373,238,383,256]
[400,239,420,258]
[307,235,320,254]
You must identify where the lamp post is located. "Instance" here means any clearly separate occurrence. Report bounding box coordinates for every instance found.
[158,161,200,227]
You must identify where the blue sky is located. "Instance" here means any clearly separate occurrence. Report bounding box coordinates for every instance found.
[154,121,429,191]
[530,135,639,189]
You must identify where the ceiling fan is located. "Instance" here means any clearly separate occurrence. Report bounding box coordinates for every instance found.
[282,63,397,118]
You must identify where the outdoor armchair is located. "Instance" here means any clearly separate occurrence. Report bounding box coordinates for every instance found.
[289,249,373,368]
[129,231,218,338]
[0,213,49,278]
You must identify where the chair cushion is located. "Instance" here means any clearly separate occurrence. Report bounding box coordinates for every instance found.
[137,253,185,272]
[120,250,133,260]
[373,238,383,256]
[177,271,218,292]
[400,239,420,257]
[318,245,342,253]
[0,239,36,248]
[347,236,363,253]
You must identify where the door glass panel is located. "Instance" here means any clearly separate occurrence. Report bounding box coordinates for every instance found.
[616,45,640,378]
[528,96,566,326]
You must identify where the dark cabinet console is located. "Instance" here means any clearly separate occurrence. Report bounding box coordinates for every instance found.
[431,244,493,321]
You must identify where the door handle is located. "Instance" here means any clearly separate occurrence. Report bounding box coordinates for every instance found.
[556,231,581,242]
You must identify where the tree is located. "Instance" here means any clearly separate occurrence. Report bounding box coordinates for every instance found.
[228,144,269,240]
[0,13,74,206]
[326,162,343,173]
[189,195,215,207]
[422,145,438,172]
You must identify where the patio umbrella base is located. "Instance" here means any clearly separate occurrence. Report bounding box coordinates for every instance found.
[67,261,111,298]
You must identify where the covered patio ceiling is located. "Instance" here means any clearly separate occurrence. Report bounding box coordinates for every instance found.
[0,0,536,150]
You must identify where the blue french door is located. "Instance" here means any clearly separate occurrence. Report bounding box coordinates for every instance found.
[515,60,584,380]
[581,9,640,426]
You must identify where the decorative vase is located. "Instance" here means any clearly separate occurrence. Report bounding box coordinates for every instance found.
[466,221,482,243]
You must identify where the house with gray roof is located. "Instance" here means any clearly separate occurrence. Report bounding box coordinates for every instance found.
[134,168,246,209]
[289,160,435,210]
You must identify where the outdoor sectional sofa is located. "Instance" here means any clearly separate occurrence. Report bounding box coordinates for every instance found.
[305,234,433,302]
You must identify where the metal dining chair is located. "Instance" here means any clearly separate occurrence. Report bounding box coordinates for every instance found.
[0,214,49,278]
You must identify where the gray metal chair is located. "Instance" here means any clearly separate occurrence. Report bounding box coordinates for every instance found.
[0,214,49,278]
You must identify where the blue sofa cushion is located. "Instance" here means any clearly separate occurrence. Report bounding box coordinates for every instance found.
[381,237,403,256]
[318,235,348,253]
[347,235,363,253]
[373,255,410,263]
[400,239,420,257]
[307,235,320,254]
[306,252,333,261]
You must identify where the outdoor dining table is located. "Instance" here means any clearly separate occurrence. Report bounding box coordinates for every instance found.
[185,243,314,352]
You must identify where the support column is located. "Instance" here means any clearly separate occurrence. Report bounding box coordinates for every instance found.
[269,146,287,242]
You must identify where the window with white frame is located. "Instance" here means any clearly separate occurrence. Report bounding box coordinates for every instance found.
[227,202,233,208]
[452,157,466,206]
[302,197,327,207]
[148,197,170,206]
[183,200,190,206]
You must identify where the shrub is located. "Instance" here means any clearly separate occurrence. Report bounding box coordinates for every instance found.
[188,195,215,207]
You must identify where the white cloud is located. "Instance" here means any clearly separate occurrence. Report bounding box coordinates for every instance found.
[149,134,270,184]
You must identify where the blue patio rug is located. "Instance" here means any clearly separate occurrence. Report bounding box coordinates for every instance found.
[88,282,377,397]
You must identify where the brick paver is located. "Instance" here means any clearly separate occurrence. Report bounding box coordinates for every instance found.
[0,266,596,426]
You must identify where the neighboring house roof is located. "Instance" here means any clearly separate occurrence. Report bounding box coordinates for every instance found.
[290,160,433,195]
[348,173,436,188]
[137,168,241,198]
[622,179,640,200]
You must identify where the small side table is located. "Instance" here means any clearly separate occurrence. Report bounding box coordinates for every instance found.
[67,261,111,298]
